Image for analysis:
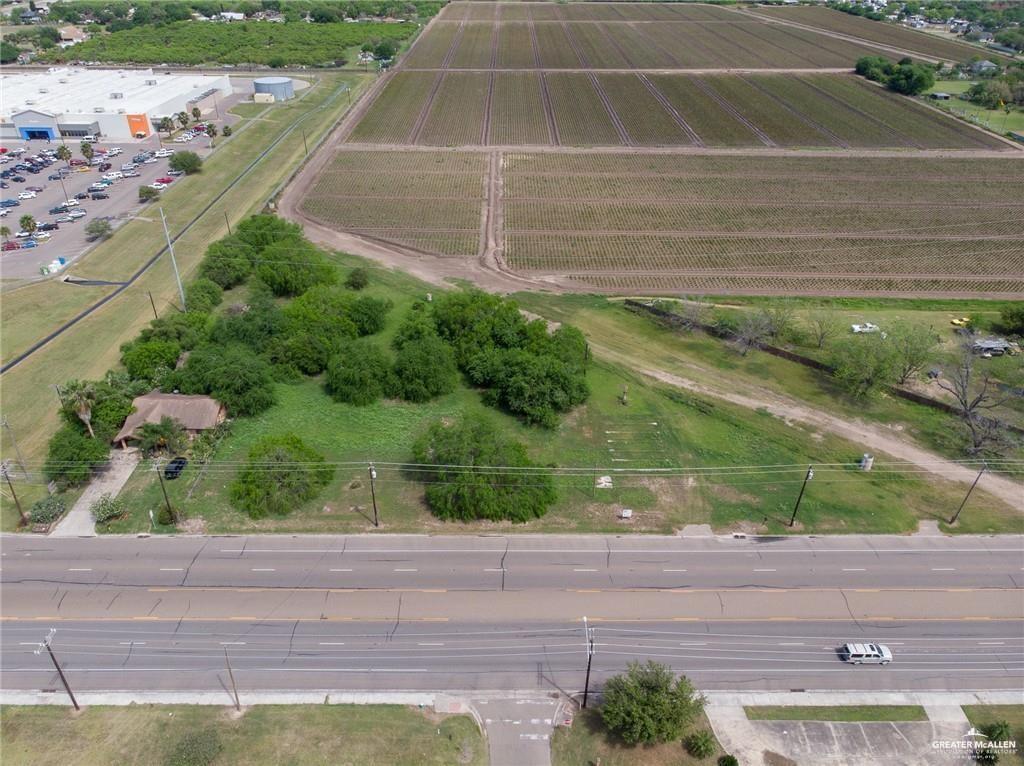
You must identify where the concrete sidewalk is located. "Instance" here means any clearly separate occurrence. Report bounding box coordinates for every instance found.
[50,448,139,537]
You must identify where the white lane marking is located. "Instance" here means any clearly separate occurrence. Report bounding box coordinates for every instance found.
[329,569,353,572]
[663,569,688,573]
[417,642,444,646]
[779,642,805,646]
[573,568,597,572]
[753,568,776,572]
[319,642,346,646]
[220,642,246,646]
[484,568,506,572]
[842,568,866,572]
[393,568,417,572]
[251,568,275,572]
[931,568,956,571]
[679,642,707,646]
[120,642,145,645]
[979,642,1005,645]
[18,642,39,646]
[67,568,92,572]
[159,568,184,572]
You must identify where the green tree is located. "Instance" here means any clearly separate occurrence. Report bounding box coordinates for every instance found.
[389,334,458,402]
[121,338,181,381]
[63,380,98,438]
[169,150,203,175]
[79,141,94,161]
[344,266,369,290]
[346,295,392,336]
[887,61,936,95]
[185,278,223,314]
[18,215,36,235]
[137,416,187,456]
[198,235,255,288]
[234,214,301,249]
[44,425,110,487]
[176,111,190,129]
[255,236,336,297]
[0,226,9,243]
[998,304,1024,336]
[324,341,390,405]
[806,307,841,349]
[230,434,334,518]
[191,106,201,122]
[85,218,113,241]
[221,124,232,138]
[888,321,939,385]
[205,124,218,147]
[175,344,276,416]
[831,334,899,398]
[139,186,160,202]
[0,40,19,64]
[158,116,176,138]
[412,415,557,523]
[600,661,706,746]
[55,144,72,165]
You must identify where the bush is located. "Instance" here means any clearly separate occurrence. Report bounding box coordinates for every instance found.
[469,348,589,428]
[164,727,222,766]
[139,186,159,202]
[84,218,113,241]
[412,415,557,522]
[344,267,369,290]
[43,425,110,487]
[324,341,391,405]
[230,434,334,518]
[235,214,302,250]
[389,335,458,403]
[121,338,181,382]
[718,756,739,766]
[685,731,716,760]
[209,292,285,351]
[255,236,337,297]
[29,495,66,525]
[999,304,1024,337]
[198,235,255,289]
[157,505,175,526]
[91,493,127,523]
[185,278,223,315]
[137,312,210,351]
[175,344,276,416]
[830,335,899,398]
[138,416,187,456]
[601,661,706,746]
[59,377,136,442]
[168,151,202,175]
[280,284,360,371]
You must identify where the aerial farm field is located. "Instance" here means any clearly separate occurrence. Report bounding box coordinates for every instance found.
[295,1,1024,297]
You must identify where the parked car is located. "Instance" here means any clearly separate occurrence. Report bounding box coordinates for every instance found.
[25,185,44,192]
[149,182,167,191]
[49,205,68,215]
[1,240,21,251]
[16,191,36,200]
[47,173,64,181]
[15,230,33,238]
[154,149,174,158]
[74,192,90,200]
[10,175,26,183]
[1,199,21,207]
[164,456,188,480]
[143,157,159,164]
[32,232,51,241]
[63,198,80,206]
[54,215,74,223]
[121,163,138,171]
[68,209,87,219]
[167,169,185,177]
[69,159,86,166]
[98,162,112,172]
[37,222,59,231]
[90,192,109,200]
[156,176,174,184]
[122,170,141,178]
[102,172,123,181]
[21,239,37,248]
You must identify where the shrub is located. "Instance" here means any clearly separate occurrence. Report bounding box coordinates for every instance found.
[59,377,136,442]
[412,415,556,522]
[121,338,181,382]
[255,236,336,297]
[718,756,739,766]
[392,302,437,350]
[280,284,360,372]
[230,434,334,518]
[999,304,1024,337]
[324,341,391,405]
[164,727,222,766]
[44,425,110,487]
[469,348,589,428]
[209,292,285,351]
[168,151,202,175]
[198,235,255,289]
[185,278,223,315]
[347,295,392,336]
[344,267,369,290]
[601,661,706,746]
[235,214,301,250]
[175,344,276,416]
[84,218,113,241]
[138,416,187,456]
[137,312,210,351]
[91,493,127,523]
[139,186,159,202]
[157,505,175,526]
[389,335,458,403]
[29,495,66,525]
[685,731,716,760]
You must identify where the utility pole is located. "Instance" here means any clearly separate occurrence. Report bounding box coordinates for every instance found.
[2,461,28,526]
[224,210,232,235]
[159,207,186,312]
[147,290,159,320]
[155,461,174,522]
[949,462,986,525]
[36,630,79,711]
[788,465,814,528]
[582,616,595,709]
[1,417,27,474]
[369,465,379,528]
[224,647,241,712]
[302,129,308,156]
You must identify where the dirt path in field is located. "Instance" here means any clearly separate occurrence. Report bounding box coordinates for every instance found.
[590,341,1024,511]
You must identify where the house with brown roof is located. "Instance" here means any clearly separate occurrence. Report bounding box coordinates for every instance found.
[58,25,89,47]
[114,391,226,448]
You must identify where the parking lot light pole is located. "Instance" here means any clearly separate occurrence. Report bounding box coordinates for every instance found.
[158,207,187,312]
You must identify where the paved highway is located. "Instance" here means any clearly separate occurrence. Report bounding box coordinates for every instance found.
[1,534,1021,694]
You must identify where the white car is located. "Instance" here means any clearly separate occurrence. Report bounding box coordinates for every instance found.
[67,209,86,219]
[32,231,51,241]
[102,172,123,181]
[121,163,137,171]
[851,323,880,334]
[15,230,33,238]
[17,191,36,199]
[106,147,122,156]
[0,209,8,217]
[154,149,173,158]
[63,198,80,207]
[123,170,141,178]
[149,182,167,191]
[173,136,188,143]
[144,157,159,164]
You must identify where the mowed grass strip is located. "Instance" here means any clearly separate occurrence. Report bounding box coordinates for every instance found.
[745,706,929,722]
[0,705,486,766]
[348,71,438,144]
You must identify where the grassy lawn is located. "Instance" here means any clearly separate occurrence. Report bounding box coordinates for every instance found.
[0,72,370,491]
[924,80,1024,136]
[230,102,273,120]
[963,706,1024,766]
[745,705,928,722]
[0,704,485,766]
[552,708,725,766]
[92,254,1018,537]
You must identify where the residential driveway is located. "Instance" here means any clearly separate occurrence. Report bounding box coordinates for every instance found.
[51,448,139,537]
[475,697,561,766]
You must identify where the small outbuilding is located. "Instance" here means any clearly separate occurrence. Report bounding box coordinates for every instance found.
[930,92,951,100]
[114,391,226,447]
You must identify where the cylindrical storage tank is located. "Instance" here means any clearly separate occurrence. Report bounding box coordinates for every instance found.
[253,76,294,102]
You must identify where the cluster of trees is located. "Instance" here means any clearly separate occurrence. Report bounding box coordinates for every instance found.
[230,434,334,518]
[965,66,1024,108]
[831,0,1024,29]
[36,17,416,66]
[855,55,936,95]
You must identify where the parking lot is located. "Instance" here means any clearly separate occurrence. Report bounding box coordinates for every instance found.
[0,134,213,280]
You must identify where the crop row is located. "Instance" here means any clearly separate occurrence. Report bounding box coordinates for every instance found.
[418,73,491,146]
[403,21,460,68]
[439,2,738,22]
[358,230,481,257]
[347,72,437,144]
[326,150,487,176]
[449,22,495,68]
[489,72,551,145]
[545,73,621,146]
[495,22,536,68]
[313,170,485,199]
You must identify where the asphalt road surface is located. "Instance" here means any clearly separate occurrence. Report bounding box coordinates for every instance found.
[2,534,1021,694]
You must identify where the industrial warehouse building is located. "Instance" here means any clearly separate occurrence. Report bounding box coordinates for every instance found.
[0,68,232,141]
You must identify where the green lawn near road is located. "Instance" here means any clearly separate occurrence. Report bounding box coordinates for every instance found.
[0,704,485,766]
[745,705,928,722]
[963,706,1024,766]
[924,81,1024,136]
[552,708,724,766]
[97,254,1016,537]
[0,72,369,493]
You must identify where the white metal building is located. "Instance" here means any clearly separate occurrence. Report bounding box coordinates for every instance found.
[0,68,232,141]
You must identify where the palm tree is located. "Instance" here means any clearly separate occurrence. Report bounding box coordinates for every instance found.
[191,106,201,122]
[64,380,97,438]
[176,112,190,130]
[205,124,218,148]
[56,144,72,166]
[157,116,175,139]
[18,214,36,235]
[0,225,10,243]
[79,141,94,162]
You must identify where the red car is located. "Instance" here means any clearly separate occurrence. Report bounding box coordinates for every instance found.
[2,240,22,251]
[69,159,86,166]
[155,176,174,184]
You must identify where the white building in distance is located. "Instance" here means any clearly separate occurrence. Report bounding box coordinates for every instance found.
[1,68,232,141]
